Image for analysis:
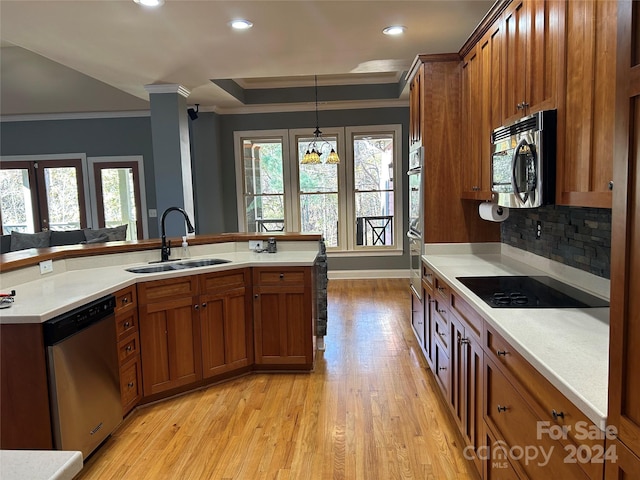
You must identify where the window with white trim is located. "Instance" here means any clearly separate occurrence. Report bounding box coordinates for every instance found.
[234,125,402,252]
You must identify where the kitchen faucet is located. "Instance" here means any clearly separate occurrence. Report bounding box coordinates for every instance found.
[160,207,195,262]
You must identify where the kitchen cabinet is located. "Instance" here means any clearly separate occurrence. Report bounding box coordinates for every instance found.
[605,439,640,479]
[461,21,502,200]
[407,54,500,244]
[199,269,253,378]
[483,423,522,480]
[410,288,425,351]
[114,285,142,416]
[137,276,202,397]
[253,267,314,369]
[556,0,616,208]
[607,0,640,473]
[501,0,560,125]
[421,263,435,368]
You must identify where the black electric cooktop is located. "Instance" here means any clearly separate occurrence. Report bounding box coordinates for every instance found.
[456,276,609,309]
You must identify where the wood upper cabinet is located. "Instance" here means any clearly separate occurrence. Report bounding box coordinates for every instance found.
[501,0,560,125]
[409,66,424,148]
[556,0,616,208]
[137,276,202,397]
[199,269,253,378]
[607,0,640,471]
[253,267,314,369]
[462,21,503,199]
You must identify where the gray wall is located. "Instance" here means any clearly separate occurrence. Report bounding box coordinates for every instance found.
[0,116,160,238]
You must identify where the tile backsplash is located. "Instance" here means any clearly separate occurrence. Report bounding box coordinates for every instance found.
[500,205,611,279]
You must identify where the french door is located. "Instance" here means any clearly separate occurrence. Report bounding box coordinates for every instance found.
[0,159,87,234]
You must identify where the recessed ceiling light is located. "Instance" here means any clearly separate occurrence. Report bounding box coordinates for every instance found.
[134,0,164,7]
[383,25,406,36]
[230,19,253,30]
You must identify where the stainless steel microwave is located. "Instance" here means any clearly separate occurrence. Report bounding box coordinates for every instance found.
[490,110,557,208]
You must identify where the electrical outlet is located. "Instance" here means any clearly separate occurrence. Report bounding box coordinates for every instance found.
[39,259,53,274]
[536,221,542,240]
[249,240,263,251]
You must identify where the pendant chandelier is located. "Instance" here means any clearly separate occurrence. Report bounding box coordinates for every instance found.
[301,75,340,165]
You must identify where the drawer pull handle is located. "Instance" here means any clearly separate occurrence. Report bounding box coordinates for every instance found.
[279,273,285,279]
[125,345,132,352]
[497,405,508,413]
[437,309,446,314]
[459,338,470,345]
[128,382,134,388]
[437,332,446,338]
[497,350,508,357]
[124,322,130,328]
[122,297,129,304]
[438,366,447,371]
[552,409,565,420]
[437,286,446,292]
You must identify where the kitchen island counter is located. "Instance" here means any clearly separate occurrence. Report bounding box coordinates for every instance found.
[0,450,83,480]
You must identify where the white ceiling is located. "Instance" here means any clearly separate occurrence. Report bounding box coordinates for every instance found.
[0,0,494,117]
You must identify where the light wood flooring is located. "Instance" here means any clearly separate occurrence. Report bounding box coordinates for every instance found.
[77,279,477,480]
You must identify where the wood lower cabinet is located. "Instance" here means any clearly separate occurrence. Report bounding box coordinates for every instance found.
[253,267,314,369]
[556,0,616,208]
[607,0,640,474]
[199,269,253,378]
[137,276,202,397]
[410,287,425,351]
[605,438,640,479]
[114,285,142,416]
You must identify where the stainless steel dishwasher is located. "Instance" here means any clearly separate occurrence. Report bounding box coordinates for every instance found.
[43,294,122,459]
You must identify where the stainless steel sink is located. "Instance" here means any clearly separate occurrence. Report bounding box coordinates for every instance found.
[176,258,231,268]
[126,258,230,273]
[125,264,182,274]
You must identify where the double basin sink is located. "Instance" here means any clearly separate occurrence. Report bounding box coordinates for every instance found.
[126,258,230,274]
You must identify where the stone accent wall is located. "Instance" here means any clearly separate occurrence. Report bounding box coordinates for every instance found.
[500,205,611,279]
[315,239,328,337]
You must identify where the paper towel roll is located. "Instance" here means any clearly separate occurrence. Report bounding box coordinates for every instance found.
[479,202,509,222]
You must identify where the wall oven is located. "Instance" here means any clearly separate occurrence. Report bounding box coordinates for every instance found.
[407,144,423,298]
[491,110,556,208]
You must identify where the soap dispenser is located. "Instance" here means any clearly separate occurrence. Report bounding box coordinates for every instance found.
[181,236,190,259]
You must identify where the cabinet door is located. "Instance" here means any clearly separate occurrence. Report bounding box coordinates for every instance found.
[461,46,484,197]
[200,286,252,378]
[502,0,528,124]
[557,0,616,208]
[139,296,202,396]
[409,65,424,147]
[410,287,425,349]
[609,0,640,461]
[254,285,313,367]
[605,438,640,479]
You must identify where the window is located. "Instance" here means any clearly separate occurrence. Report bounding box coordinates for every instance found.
[235,125,402,253]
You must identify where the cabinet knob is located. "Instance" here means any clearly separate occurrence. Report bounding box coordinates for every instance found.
[437,308,446,314]
[122,297,129,304]
[279,273,285,279]
[552,409,565,420]
[128,382,134,388]
[124,322,130,328]
[608,181,614,191]
[254,294,259,299]
[437,331,446,338]
[194,304,199,310]
[202,302,207,308]
[125,345,132,352]
[497,350,508,357]
[497,405,508,413]
[516,103,524,110]
[438,366,447,371]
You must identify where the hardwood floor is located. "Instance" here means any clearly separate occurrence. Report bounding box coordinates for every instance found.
[77,279,477,480]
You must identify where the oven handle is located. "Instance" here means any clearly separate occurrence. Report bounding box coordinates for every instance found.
[511,138,530,206]
[407,230,421,240]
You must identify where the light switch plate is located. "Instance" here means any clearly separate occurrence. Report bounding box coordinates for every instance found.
[249,240,263,251]
[39,259,53,275]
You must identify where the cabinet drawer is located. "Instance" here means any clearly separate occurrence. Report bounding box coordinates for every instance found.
[114,285,137,314]
[118,331,140,366]
[451,291,482,340]
[485,358,589,480]
[137,275,199,304]
[434,312,449,351]
[120,356,142,415]
[115,308,138,342]
[434,341,450,398]
[254,268,306,285]
[422,264,435,294]
[200,269,248,294]
[434,276,450,302]
[485,325,604,479]
[483,423,523,480]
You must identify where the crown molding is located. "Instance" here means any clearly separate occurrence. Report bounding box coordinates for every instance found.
[0,110,151,123]
[212,98,409,115]
[144,84,191,97]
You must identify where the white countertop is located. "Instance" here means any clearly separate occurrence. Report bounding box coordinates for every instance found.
[422,243,610,429]
[0,450,82,480]
[0,241,319,324]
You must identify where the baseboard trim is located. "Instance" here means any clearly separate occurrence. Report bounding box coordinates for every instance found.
[328,269,408,280]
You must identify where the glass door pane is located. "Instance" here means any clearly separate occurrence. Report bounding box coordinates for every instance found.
[0,166,37,233]
[42,166,83,231]
[94,164,142,240]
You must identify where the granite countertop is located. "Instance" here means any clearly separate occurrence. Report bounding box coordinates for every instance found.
[0,243,319,324]
[422,244,610,429]
[0,450,82,480]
